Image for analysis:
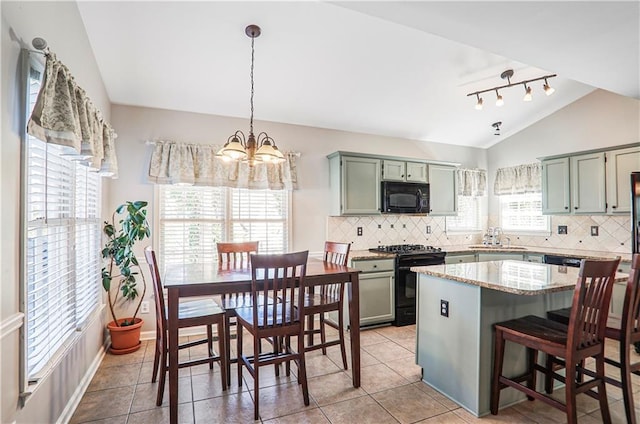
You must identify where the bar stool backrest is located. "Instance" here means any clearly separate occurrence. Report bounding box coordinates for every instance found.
[217,241,259,269]
[144,247,167,332]
[622,254,640,343]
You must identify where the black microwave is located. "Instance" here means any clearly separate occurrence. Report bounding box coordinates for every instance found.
[381,181,430,214]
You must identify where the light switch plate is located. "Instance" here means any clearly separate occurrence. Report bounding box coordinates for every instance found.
[558,225,568,235]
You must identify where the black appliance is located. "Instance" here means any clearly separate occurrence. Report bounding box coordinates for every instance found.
[543,254,583,268]
[632,172,640,254]
[381,181,430,214]
[369,244,446,326]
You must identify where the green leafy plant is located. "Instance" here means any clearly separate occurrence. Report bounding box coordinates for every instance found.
[101,201,151,327]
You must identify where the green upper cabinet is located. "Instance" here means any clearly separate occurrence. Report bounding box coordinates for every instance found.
[382,160,428,183]
[328,154,381,215]
[606,146,640,214]
[542,157,570,214]
[570,152,606,214]
[428,164,457,215]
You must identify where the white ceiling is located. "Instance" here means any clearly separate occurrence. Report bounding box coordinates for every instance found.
[76,1,639,149]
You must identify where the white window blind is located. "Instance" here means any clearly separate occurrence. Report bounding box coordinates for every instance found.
[23,56,102,379]
[158,185,289,273]
[446,196,483,232]
[499,193,550,233]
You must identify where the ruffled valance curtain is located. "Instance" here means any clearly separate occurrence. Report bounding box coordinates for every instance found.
[27,52,118,177]
[147,140,299,190]
[494,163,541,195]
[456,168,487,197]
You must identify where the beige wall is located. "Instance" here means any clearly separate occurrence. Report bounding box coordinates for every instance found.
[1,2,111,423]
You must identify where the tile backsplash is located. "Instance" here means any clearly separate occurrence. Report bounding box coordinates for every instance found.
[328,214,632,254]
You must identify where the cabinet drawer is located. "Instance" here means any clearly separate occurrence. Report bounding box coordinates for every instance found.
[350,259,395,273]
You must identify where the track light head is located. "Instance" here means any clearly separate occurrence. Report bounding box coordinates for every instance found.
[475,94,483,110]
[495,90,504,107]
[492,121,502,136]
[543,78,555,96]
[523,84,533,102]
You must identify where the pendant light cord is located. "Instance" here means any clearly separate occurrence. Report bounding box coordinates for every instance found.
[249,35,255,136]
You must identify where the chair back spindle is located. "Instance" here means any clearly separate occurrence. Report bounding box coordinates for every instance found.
[217,241,259,270]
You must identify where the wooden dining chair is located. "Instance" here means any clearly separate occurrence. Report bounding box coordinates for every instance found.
[490,258,620,424]
[302,241,350,369]
[545,254,640,424]
[216,241,266,386]
[144,247,227,405]
[235,251,310,420]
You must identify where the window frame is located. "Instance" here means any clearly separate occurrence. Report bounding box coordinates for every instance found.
[19,51,103,395]
[154,184,292,274]
[498,192,551,235]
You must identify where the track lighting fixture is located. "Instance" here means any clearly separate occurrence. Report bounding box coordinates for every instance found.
[495,90,504,107]
[475,93,483,110]
[492,121,502,136]
[467,69,557,109]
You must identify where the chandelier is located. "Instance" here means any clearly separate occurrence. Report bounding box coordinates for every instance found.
[218,25,285,164]
[467,69,557,110]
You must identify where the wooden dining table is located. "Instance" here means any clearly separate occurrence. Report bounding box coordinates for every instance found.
[162,257,362,424]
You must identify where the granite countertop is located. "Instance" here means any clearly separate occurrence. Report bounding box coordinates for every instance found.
[349,250,396,260]
[443,245,631,262]
[411,260,629,296]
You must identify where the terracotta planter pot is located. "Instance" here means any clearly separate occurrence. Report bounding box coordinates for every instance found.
[107,318,143,354]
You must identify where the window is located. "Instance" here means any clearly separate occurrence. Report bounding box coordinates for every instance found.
[499,193,550,233]
[446,196,483,232]
[158,185,289,273]
[23,56,102,379]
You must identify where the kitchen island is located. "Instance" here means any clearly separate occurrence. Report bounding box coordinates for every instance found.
[411,260,627,417]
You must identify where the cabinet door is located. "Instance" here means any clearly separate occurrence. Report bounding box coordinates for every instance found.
[358,272,395,326]
[342,157,381,215]
[525,254,544,263]
[570,152,606,214]
[606,146,640,214]
[406,162,428,183]
[445,254,476,264]
[382,160,406,181]
[542,158,570,214]
[428,165,457,215]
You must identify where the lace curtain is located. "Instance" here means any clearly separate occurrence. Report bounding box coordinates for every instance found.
[493,163,542,195]
[27,52,118,177]
[147,140,299,190]
[456,168,487,197]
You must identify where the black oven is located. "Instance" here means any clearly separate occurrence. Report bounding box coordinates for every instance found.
[381,181,430,214]
[369,245,446,326]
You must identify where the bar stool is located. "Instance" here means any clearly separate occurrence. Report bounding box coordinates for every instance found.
[144,247,227,406]
[546,254,640,424]
[490,258,620,424]
[302,241,350,369]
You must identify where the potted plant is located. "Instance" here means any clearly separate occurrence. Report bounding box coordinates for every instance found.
[101,200,151,354]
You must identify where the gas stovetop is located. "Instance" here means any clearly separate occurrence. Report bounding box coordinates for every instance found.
[369,244,443,254]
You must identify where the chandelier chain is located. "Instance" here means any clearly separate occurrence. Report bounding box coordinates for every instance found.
[249,35,255,135]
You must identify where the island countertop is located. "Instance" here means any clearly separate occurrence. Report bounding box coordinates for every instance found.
[411,260,628,296]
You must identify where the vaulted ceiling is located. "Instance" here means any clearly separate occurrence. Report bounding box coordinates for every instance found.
[76,1,639,149]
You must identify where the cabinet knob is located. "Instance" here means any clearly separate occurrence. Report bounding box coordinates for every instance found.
[574,206,579,210]
[612,205,617,209]
[373,265,377,268]
[565,206,569,210]
[401,175,404,178]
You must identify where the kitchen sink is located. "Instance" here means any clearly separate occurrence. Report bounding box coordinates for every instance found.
[468,245,527,250]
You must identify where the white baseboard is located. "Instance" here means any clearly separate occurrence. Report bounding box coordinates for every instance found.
[55,341,108,424]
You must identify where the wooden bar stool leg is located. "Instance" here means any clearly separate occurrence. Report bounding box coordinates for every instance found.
[206,325,214,370]
[225,315,232,387]
[320,314,327,355]
[217,320,227,391]
[490,328,506,415]
[338,308,348,370]
[526,347,537,400]
[237,326,243,387]
[620,344,637,424]
[544,354,555,394]
[253,335,260,420]
[565,358,578,424]
[595,355,612,424]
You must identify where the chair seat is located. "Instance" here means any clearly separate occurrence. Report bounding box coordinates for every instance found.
[547,307,625,340]
[235,304,300,327]
[495,315,569,349]
[167,299,225,320]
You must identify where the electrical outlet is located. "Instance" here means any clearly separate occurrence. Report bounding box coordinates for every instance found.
[558,225,568,235]
[140,301,150,314]
[590,226,599,236]
[356,227,363,236]
[440,300,449,317]
[426,225,431,234]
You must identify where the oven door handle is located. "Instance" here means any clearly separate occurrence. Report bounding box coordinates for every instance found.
[397,264,440,271]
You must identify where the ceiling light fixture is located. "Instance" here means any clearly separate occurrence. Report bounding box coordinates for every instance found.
[217,24,285,165]
[495,90,504,107]
[492,121,502,136]
[475,93,483,110]
[467,69,557,109]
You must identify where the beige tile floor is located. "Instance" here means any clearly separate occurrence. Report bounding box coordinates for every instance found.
[70,325,640,423]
